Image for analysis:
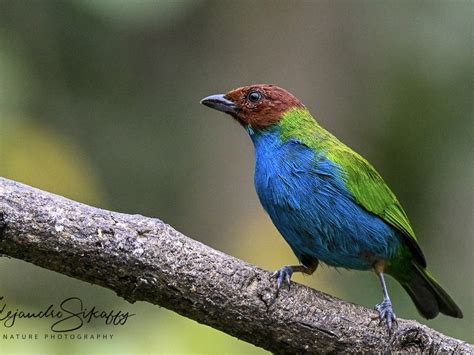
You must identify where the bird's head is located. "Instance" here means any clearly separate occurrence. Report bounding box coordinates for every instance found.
[200,84,305,130]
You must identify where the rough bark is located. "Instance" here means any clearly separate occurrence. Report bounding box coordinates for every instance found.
[0,177,471,353]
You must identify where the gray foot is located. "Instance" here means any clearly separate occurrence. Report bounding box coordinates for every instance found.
[272,265,294,291]
[376,298,397,330]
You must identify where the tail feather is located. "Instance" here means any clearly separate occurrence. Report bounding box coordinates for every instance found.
[401,262,463,319]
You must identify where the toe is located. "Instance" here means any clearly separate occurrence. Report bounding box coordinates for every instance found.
[375,300,397,330]
[273,266,293,291]
[285,271,291,287]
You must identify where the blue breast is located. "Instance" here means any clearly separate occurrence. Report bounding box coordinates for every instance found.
[250,127,401,270]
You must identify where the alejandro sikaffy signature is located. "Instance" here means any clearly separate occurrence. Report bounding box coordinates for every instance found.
[0,296,135,332]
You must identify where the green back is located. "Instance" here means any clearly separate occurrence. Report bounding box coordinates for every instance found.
[278,108,426,267]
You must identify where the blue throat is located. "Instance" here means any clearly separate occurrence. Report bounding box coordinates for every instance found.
[248,126,401,270]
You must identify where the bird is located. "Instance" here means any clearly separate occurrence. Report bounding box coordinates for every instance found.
[200,84,463,329]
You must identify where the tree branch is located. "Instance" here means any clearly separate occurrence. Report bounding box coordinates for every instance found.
[0,177,471,353]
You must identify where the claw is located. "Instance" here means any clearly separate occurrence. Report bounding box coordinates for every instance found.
[272,265,294,292]
[375,298,398,330]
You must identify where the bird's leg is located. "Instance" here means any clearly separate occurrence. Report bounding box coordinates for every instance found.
[273,260,318,292]
[374,261,397,330]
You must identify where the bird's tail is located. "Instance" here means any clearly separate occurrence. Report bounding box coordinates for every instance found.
[400,261,463,319]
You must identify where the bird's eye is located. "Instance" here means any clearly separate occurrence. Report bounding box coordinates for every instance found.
[247,91,262,103]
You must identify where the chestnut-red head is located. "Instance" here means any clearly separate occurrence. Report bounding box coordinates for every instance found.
[201,84,305,130]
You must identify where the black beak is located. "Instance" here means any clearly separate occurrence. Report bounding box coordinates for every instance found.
[200,94,238,114]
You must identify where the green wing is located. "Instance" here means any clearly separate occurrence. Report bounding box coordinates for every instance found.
[330,146,427,267]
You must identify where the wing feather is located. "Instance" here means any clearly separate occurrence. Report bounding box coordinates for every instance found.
[329,146,427,267]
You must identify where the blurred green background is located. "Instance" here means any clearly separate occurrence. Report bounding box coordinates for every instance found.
[0,0,472,353]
